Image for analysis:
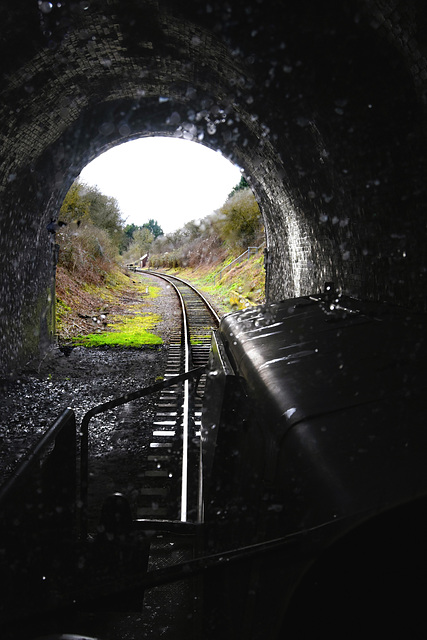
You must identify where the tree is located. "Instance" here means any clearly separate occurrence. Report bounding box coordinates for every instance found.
[124,223,139,240]
[182,219,202,241]
[133,227,154,252]
[227,175,249,199]
[60,180,126,250]
[121,223,140,252]
[80,185,125,249]
[59,181,91,224]
[142,219,163,239]
[122,227,154,263]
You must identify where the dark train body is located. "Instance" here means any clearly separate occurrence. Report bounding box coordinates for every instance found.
[2,289,427,638]
[201,290,427,638]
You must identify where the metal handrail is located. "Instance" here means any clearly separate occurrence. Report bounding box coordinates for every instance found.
[79,366,206,540]
[0,408,77,620]
[0,407,76,506]
[214,244,264,283]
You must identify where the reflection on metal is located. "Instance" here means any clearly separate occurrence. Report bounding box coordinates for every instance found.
[141,269,221,524]
[79,366,206,540]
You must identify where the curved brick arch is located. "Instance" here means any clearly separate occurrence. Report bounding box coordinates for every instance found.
[0,0,426,374]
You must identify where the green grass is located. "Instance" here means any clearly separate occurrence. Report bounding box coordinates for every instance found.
[190,331,213,345]
[56,298,72,332]
[72,313,163,347]
[165,251,265,313]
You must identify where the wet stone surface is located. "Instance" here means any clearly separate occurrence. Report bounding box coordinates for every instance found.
[0,346,168,486]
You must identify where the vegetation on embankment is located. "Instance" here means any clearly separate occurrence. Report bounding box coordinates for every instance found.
[159,248,266,314]
[144,176,266,312]
[147,178,264,272]
[55,174,266,345]
[56,179,168,347]
[56,266,164,346]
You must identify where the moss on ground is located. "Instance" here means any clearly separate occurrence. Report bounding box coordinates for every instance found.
[56,267,164,345]
[72,313,163,347]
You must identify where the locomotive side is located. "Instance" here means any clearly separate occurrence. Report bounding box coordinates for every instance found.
[201,289,427,638]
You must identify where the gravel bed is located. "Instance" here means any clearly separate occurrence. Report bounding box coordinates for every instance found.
[0,274,180,490]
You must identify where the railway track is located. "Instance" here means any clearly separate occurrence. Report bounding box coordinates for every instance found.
[136,270,220,524]
[130,270,220,637]
[80,269,221,532]
[75,269,222,637]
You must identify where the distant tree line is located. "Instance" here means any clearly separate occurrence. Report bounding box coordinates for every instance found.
[57,175,263,280]
[122,219,164,263]
[227,175,249,199]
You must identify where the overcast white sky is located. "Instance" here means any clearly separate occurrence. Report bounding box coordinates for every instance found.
[79,137,242,234]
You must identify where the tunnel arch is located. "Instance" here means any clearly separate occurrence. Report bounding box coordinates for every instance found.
[0,0,426,374]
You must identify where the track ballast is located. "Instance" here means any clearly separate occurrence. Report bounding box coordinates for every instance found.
[135,269,220,524]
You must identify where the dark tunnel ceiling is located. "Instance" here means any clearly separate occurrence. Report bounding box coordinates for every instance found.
[2,1,422,185]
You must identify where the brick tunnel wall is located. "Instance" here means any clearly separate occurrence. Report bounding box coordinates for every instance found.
[0,0,426,375]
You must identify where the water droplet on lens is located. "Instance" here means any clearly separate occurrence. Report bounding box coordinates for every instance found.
[39,1,53,13]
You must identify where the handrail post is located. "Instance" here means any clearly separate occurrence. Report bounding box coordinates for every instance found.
[79,367,206,541]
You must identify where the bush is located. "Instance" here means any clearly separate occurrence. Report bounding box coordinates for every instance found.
[147,185,264,270]
[60,180,125,252]
[57,223,119,284]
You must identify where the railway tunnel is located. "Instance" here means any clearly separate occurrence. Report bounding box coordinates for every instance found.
[0,0,426,376]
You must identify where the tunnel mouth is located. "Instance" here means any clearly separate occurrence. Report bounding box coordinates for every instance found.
[54,135,266,346]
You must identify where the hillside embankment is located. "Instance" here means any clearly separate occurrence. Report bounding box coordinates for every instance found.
[162,246,266,312]
[55,177,265,346]
[55,248,266,346]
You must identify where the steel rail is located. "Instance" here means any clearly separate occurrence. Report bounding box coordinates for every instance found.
[139,269,220,524]
[137,270,197,522]
[142,269,221,324]
[79,366,206,540]
[164,276,191,522]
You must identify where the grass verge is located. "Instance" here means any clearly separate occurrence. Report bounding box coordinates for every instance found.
[160,250,266,313]
[56,267,163,346]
